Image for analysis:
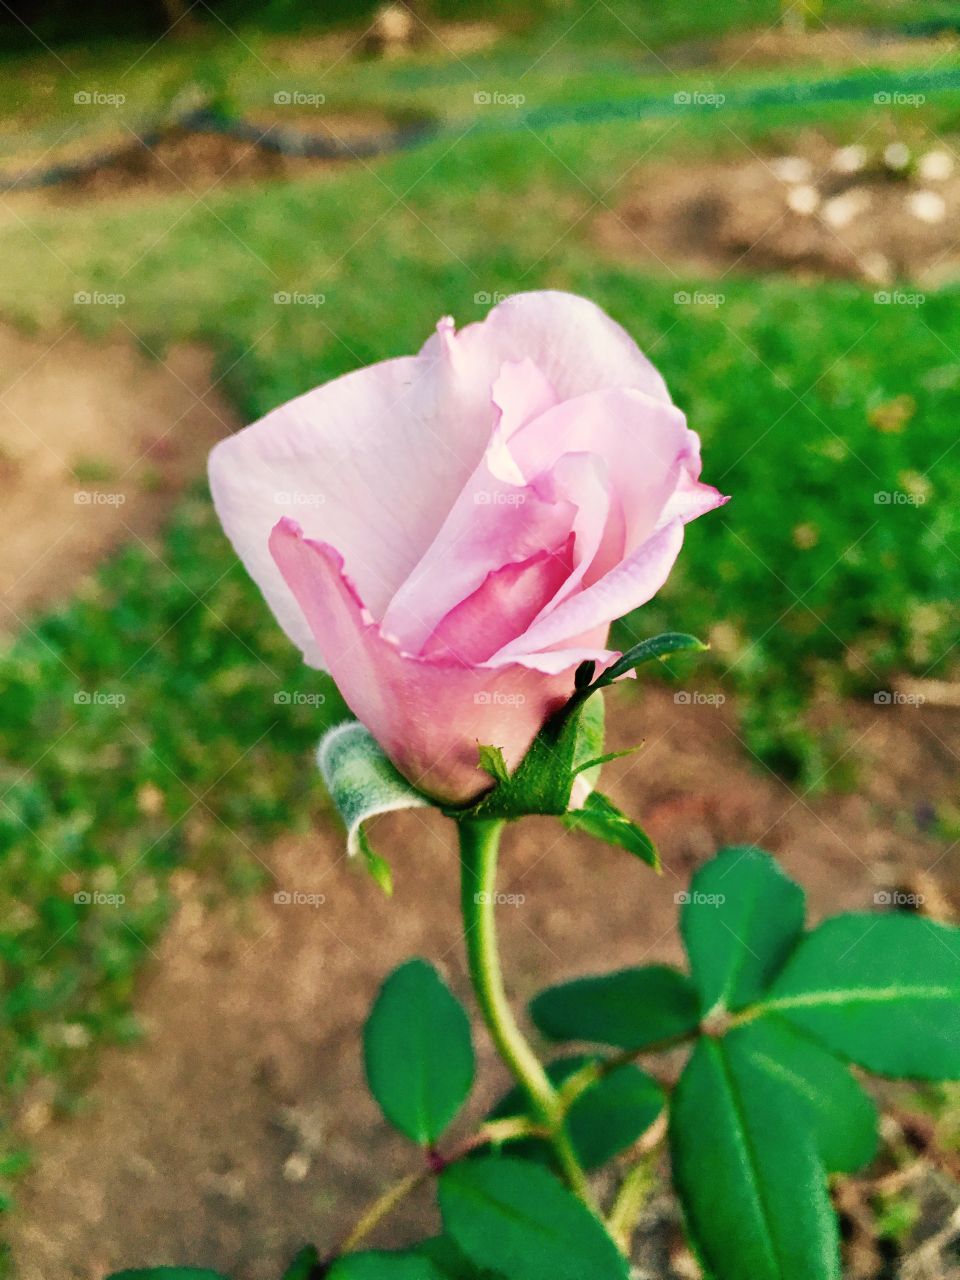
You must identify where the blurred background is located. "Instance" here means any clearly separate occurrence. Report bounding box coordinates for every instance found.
[0,2,959,1277]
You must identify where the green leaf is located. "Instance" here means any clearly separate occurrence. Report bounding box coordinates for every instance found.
[670,1039,840,1280]
[317,721,430,885]
[530,966,700,1050]
[723,1018,877,1173]
[414,1238,497,1279]
[562,792,658,869]
[477,743,510,785]
[107,1272,229,1280]
[363,959,474,1144]
[327,1252,445,1279]
[759,913,960,1078]
[280,1245,321,1280]
[591,631,707,688]
[438,1156,628,1280]
[490,1055,664,1169]
[681,846,805,1015]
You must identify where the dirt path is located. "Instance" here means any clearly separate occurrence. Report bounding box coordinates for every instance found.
[7,685,958,1280]
[0,326,235,626]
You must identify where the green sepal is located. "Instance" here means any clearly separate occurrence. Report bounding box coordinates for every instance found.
[590,631,707,687]
[562,791,658,869]
[458,691,601,819]
[317,720,429,890]
[452,632,704,821]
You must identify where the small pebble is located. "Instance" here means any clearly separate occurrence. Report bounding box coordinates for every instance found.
[770,155,812,184]
[821,188,871,228]
[883,141,911,171]
[918,148,954,182]
[859,252,893,285]
[906,189,947,224]
[283,1152,312,1183]
[832,144,867,174]
[786,184,820,215]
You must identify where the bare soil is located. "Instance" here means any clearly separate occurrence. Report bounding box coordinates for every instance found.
[598,132,960,285]
[6,684,959,1280]
[0,326,235,626]
[1,113,418,206]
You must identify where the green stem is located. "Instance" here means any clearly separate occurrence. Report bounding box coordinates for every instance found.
[458,817,592,1204]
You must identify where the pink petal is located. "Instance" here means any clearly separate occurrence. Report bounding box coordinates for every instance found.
[269,517,583,805]
[494,520,686,661]
[506,388,719,559]
[420,291,673,405]
[208,345,499,667]
[380,459,578,654]
[421,535,575,664]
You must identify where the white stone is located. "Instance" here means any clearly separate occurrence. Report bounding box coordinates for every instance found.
[771,155,813,183]
[832,144,867,174]
[906,189,947,224]
[918,149,954,181]
[883,142,911,171]
[786,184,820,215]
[821,188,872,228]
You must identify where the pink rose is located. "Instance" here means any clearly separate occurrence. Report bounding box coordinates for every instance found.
[209,291,726,804]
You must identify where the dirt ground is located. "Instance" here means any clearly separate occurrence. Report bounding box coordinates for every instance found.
[6,682,959,1280]
[598,131,960,286]
[0,326,234,625]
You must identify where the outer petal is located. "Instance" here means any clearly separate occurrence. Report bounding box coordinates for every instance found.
[505,387,724,560]
[492,520,686,662]
[208,344,499,668]
[269,518,584,804]
[420,291,673,405]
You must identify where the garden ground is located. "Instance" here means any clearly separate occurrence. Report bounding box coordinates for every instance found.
[1,3,959,1276]
[7,684,960,1280]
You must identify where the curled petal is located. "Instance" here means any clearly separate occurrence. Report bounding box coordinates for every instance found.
[269,518,587,804]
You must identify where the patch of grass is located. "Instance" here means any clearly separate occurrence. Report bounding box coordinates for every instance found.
[0,493,346,1150]
[0,103,956,788]
[0,41,958,1216]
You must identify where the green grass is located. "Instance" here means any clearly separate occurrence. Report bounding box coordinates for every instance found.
[0,495,346,1100]
[0,18,959,1225]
